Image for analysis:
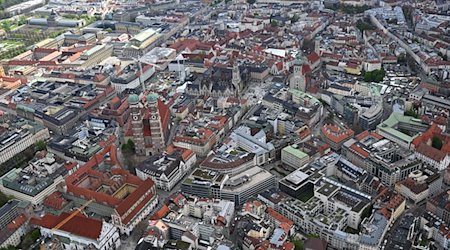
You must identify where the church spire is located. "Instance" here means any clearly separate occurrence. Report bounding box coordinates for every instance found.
[232,61,241,93]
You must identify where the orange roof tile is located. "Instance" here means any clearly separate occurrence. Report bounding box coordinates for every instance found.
[306,52,320,64]
[266,207,294,226]
[31,212,102,240]
[7,214,27,230]
[321,124,354,144]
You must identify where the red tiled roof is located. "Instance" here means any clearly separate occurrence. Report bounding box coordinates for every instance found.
[120,188,155,224]
[31,212,102,240]
[7,214,27,230]
[266,207,294,226]
[150,205,170,220]
[116,178,155,216]
[321,124,354,144]
[416,143,448,162]
[44,191,68,210]
[64,162,78,171]
[302,64,312,75]
[306,52,320,64]
[349,144,369,158]
[399,177,428,194]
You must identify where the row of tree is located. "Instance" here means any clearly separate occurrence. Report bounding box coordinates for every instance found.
[363,68,385,83]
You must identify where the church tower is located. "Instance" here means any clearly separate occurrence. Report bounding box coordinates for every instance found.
[128,94,146,155]
[232,62,242,95]
[290,53,306,91]
[147,93,164,153]
[315,36,322,55]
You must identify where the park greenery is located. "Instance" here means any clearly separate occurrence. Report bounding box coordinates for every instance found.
[292,239,304,250]
[404,109,419,118]
[363,68,385,83]
[356,20,375,32]
[121,139,136,155]
[35,140,47,151]
[329,4,371,14]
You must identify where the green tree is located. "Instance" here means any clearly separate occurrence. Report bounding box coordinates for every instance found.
[1,20,11,32]
[105,28,112,33]
[432,136,443,150]
[19,229,40,250]
[339,4,370,14]
[404,109,418,118]
[121,139,137,173]
[0,191,11,207]
[35,140,47,151]
[292,239,304,250]
[306,234,319,239]
[270,20,278,27]
[121,139,136,154]
[17,16,27,26]
[356,20,375,32]
[0,245,17,250]
[290,14,299,23]
[363,68,385,83]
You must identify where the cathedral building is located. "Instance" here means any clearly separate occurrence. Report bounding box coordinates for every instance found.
[124,93,171,156]
[186,63,249,98]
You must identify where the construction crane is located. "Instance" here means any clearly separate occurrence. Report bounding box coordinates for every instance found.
[51,199,93,233]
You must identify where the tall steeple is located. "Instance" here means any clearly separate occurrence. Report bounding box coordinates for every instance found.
[147,93,164,153]
[128,94,146,156]
[232,61,241,93]
[290,52,307,91]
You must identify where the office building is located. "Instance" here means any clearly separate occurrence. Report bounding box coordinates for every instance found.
[281,144,310,169]
[395,168,442,204]
[230,126,275,166]
[181,167,276,205]
[0,152,66,205]
[136,149,196,191]
[377,113,429,148]
[0,119,50,165]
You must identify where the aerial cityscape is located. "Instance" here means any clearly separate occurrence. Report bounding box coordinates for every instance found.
[0,0,449,249]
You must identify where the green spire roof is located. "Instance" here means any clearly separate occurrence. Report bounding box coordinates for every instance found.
[128,94,140,105]
[147,92,158,103]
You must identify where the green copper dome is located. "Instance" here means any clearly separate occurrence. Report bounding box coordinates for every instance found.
[147,92,158,103]
[128,94,140,105]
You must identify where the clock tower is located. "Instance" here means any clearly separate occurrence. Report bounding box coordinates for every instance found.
[128,94,146,155]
